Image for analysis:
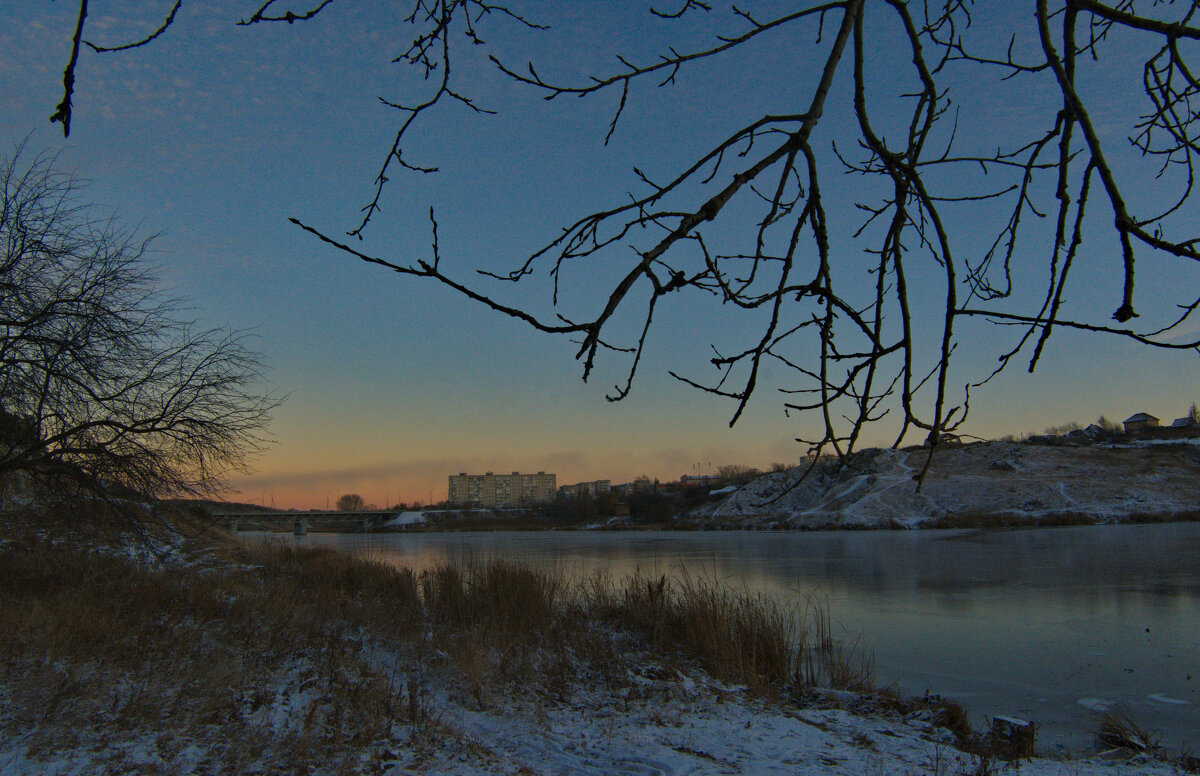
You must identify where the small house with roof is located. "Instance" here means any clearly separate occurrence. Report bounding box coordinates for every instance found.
[1123,412,1160,433]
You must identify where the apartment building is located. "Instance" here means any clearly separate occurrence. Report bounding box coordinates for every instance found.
[448,471,556,507]
[557,479,612,499]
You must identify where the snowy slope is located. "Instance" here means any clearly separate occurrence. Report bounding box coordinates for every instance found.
[383,511,428,527]
[689,442,1200,528]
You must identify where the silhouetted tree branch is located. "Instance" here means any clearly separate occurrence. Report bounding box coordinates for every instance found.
[43,1,1200,475]
[0,148,277,502]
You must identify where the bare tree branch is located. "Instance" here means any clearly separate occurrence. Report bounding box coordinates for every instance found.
[36,1,1200,475]
[49,0,89,138]
[0,148,278,502]
[85,1,182,52]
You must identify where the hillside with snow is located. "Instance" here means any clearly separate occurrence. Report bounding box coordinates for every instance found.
[687,441,1200,528]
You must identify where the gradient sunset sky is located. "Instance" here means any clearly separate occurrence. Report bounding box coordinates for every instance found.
[3,1,1197,509]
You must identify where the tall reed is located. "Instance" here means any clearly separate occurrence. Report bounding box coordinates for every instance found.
[1,527,882,775]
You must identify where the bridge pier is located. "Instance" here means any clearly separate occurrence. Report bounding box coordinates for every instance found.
[229,520,240,534]
[293,518,307,536]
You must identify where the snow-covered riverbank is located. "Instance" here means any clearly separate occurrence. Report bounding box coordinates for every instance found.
[392,675,1187,775]
[689,441,1200,528]
[1,518,1193,776]
[2,651,1185,775]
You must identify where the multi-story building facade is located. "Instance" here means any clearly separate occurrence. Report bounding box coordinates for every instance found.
[557,479,612,499]
[448,471,556,507]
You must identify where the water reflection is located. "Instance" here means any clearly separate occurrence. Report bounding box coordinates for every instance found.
[272,523,1199,752]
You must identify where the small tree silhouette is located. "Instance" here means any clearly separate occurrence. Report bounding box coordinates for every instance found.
[336,494,366,512]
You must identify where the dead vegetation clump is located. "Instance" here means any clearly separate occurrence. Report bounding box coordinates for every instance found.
[419,556,562,635]
[1090,706,1200,773]
[583,567,799,692]
[804,595,877,693]
[1096,706,1161,753]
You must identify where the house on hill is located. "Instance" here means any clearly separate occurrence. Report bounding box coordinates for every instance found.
[1123,412,1160,433]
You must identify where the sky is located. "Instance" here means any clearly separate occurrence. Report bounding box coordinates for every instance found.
[2,1,1197,509]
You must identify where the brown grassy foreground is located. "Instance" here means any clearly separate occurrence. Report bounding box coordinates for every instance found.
[0,513,879,774]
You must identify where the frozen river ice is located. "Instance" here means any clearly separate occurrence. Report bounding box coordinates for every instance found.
[278,523,1200,753]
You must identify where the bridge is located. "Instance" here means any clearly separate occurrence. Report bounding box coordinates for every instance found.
[211,509,403,535]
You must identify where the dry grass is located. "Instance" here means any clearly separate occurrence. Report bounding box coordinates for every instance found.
[0,510,891,773]
[1123,509,1200,524]
[1091,707,1200,773]
[0,529,425,773]
[580,567,801,692]
[924,511,1099,530]
[419,556,562,634]
[803,595,877,692]
[925,508,1200,530]
[1096,706,1160,753]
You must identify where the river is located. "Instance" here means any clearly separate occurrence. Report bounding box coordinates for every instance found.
[263,523,1200,752]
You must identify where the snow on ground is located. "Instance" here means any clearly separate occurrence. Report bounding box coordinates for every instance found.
[385,511,429,527]
[2,651,1183,776]
[422,678,1182,776]
[4,501,1195,775]
[689,441,1200,527]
